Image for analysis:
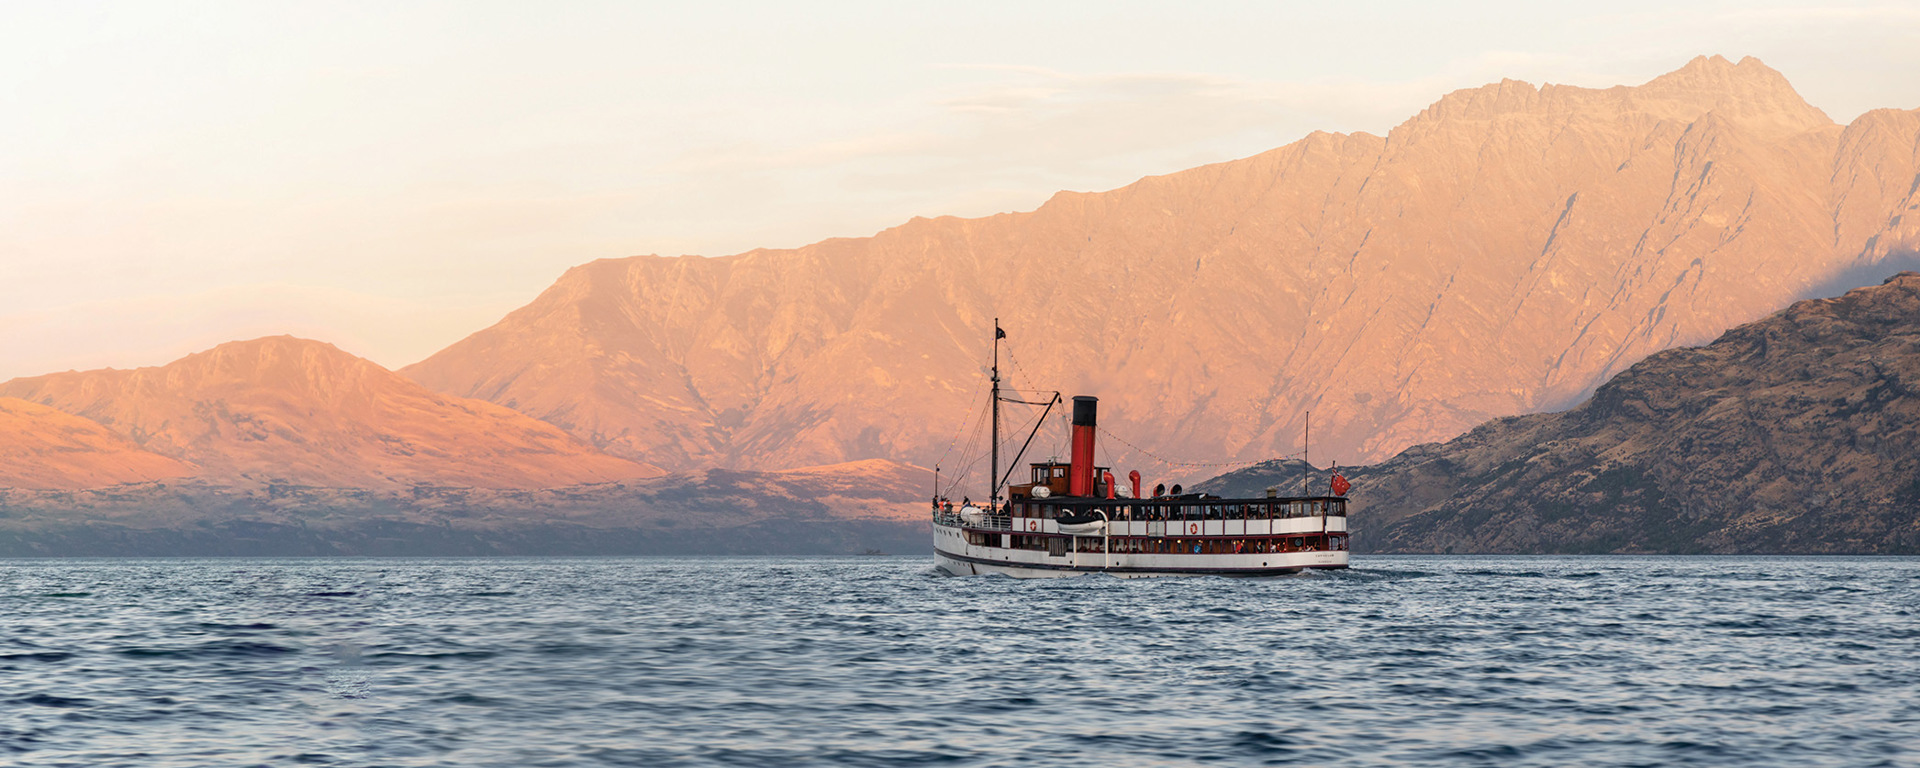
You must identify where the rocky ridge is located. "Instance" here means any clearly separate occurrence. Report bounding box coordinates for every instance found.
[0,397,195,490]
[0,338,932,556]
[404,56,1920,479]
[1205,272,1920,553]
[0,336,663,489]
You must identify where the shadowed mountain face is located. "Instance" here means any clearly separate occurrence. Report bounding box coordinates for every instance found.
[0,337,663,489]
[0,397,195,489]
[404,56,1920,476]
[1207,272,1920,554]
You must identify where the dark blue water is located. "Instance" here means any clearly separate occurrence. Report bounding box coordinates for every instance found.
[3,556,1916,767]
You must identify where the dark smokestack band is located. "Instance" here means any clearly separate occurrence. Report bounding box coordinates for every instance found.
[1072,396,1098,427]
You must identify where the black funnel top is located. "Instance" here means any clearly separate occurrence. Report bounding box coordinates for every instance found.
[1071,396,1098,427]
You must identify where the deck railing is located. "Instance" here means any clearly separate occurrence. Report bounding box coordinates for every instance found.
[931,508,1012,530]
[935,499,1346,527]
[1013,499,1348,521]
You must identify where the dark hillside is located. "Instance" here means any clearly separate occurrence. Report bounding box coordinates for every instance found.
[1202,272,1920,554]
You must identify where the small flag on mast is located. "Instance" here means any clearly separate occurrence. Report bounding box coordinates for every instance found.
[995,327,1007,339]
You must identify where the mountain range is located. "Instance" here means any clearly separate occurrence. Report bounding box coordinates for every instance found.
[1202,273,1920,553]
[1,55,1916,554]
[404,55,1920,478]
[0,336,661,489]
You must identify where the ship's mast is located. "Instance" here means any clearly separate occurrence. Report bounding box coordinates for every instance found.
[990,318,1001,510]
[1302,410,1311,496]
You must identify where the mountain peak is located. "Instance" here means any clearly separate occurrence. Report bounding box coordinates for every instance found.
[1638,54,1832,132]
[185,334,368,371]
[1403,55,1832,137]
[208,334,349,354]
[0,339,662,489]
[1645,54,1783,92]
[1673,53,1741,74]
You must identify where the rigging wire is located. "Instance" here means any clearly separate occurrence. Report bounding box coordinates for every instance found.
[1003,344,1035,390]
[932,349,995,473]
[977,340,1065,487]
[999,341,1077,463]
[991,395,1060,489]
[1096,425,1302,471]
[940,388,993,500]
[934,341,1010,500]
[933,382,983,470]
[945,393,1058,499]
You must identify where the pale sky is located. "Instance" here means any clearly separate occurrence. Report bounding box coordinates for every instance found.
[4,0,1918,380]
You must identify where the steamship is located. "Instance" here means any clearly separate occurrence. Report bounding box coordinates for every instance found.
[930,321,1351,578]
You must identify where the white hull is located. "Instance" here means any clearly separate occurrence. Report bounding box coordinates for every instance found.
[933,549,1345,578]
[931,518,1348,578]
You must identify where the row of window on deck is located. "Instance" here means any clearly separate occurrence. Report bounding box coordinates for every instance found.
[1014,499,1347,521]
[971,533,1349,554]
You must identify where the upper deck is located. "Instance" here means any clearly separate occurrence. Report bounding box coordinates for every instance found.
[1011,494,1348,521]
[934,493,1349,532]
[944,457,1351,526]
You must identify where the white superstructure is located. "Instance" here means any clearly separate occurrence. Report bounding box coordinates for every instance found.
[931,494,1349,578]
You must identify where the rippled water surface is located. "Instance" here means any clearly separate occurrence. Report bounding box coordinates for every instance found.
[3,556,1917,767]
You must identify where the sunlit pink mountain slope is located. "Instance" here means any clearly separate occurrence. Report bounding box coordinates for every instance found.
[0,397,196,489]
[0,337,663,489]
[404,56,1920,476]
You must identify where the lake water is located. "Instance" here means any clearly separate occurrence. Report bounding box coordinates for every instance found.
[2,556,1916,767]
